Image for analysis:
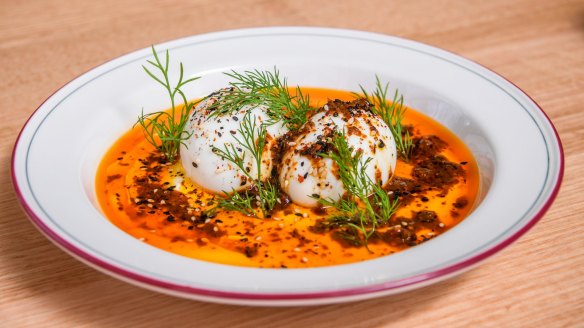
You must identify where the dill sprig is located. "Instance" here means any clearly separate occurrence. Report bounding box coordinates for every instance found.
[211,112,278,218]
[215,189,255,217]
[357,76,413,161]
[316,131,400,247]
[136,46,200,162]
[209,68,311,131]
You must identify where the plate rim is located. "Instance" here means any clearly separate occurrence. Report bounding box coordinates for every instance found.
[11,26,564,303]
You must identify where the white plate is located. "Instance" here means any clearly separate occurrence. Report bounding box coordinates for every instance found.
[11,27,563,306]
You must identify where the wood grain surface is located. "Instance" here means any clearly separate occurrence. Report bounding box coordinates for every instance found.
[1,0,583,326]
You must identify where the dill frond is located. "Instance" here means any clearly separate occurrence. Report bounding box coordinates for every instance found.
[357,76,413,161]
[135,46,200,162]
[314,130,400,248]
[211,112,278,218]
[209,68,312,131]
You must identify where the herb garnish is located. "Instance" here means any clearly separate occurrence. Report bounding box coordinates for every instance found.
[211,112,278,219]
[357,76,413,161]
[209,68,312,131]
[315,130,400,247]
[136,46,200,162]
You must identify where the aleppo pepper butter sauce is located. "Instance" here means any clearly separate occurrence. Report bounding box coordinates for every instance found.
[96,88,479,268]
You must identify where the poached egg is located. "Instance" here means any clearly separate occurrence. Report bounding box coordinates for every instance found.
[180,91,288,194]
[278,99,397,207]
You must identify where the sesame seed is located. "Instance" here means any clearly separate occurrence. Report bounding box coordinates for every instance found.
[213,226,219,232]
[255,236,262,241]
[200,238,209,243]
[294,247,301,252]
[301,257,308,263]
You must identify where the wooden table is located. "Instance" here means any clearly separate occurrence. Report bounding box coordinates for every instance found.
[1,0,582,326]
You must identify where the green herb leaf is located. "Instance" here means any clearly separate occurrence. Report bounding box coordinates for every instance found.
[135,46,201,162]
[209,68,312,131]
[314,130,400,248]
[356,76,413,161]
[211,111,278,218]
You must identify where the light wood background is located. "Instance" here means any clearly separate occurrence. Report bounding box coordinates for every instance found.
[1,0,583,326]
